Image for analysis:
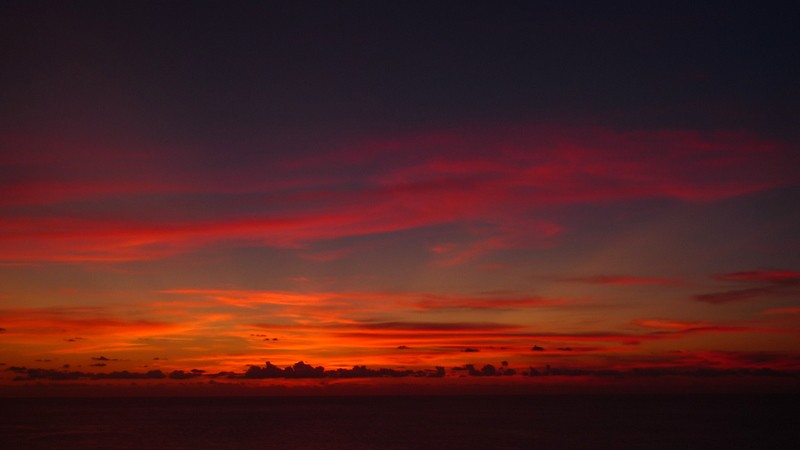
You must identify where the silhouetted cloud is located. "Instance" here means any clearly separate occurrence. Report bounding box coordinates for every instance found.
[168,370,204,379]
[463,347,480,353]
[532,345,545,351]
[11,368,166,381]
[9,355,799,384]
[241,361,445,379]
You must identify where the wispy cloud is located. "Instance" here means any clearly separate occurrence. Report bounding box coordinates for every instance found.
[1,126,792,263]
[695,269,800,304]
[564,275,680,286]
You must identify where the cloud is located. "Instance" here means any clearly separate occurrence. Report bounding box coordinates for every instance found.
[9,353,799,384]
[631,319,711,330]
[694,288,780,304]
[714,270,800,285]
[241,361,445,379]
[695,269,800,304]
[168,370,204,380]
[353,322,521,332]
[165,288,575,314]
[11,368,167,381]
[411,295,570,310]
[1,125,793,263]
[763,307,800,315]
[0,307,179,338]
[565,275,680,286]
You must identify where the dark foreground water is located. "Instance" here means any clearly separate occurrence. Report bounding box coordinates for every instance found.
[1,395,797,449]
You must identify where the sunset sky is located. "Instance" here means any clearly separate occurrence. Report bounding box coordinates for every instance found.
[1,1,799,391]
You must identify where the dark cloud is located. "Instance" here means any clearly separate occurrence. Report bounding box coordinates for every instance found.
[168,370,202,380]
[695,269,800,304]
[241,361,445,379]
[357,322,520,332]
[90,363,106,367]
[694,286,783,304]
[91,356,123,362]
[714,270,800,285]
[10,356,798,383]
[11,368,166,381]
[96,370,166,380]
[0,327,6,332]
[463,347,480,353]
[563,275,678,286]
[532,345,545,351]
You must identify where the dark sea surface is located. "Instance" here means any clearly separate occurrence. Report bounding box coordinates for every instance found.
[1,395,797,449]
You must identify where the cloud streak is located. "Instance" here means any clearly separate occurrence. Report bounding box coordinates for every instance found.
[1,126,792,263]
[695,269,800,304]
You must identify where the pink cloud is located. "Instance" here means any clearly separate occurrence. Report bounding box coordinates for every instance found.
[1,125,793,263]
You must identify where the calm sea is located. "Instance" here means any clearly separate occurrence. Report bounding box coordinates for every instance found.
[1,395,797,449]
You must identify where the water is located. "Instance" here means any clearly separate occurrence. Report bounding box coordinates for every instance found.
[1,395,797,449]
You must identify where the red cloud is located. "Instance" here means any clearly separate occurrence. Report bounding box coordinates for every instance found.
[163,288,575,313]
[1,125,794,263]
[631,319,711,330]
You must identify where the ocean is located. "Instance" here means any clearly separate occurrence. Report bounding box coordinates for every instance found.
[1,395,797,449]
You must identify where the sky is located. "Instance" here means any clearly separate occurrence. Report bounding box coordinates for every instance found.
[1,1,799,393]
